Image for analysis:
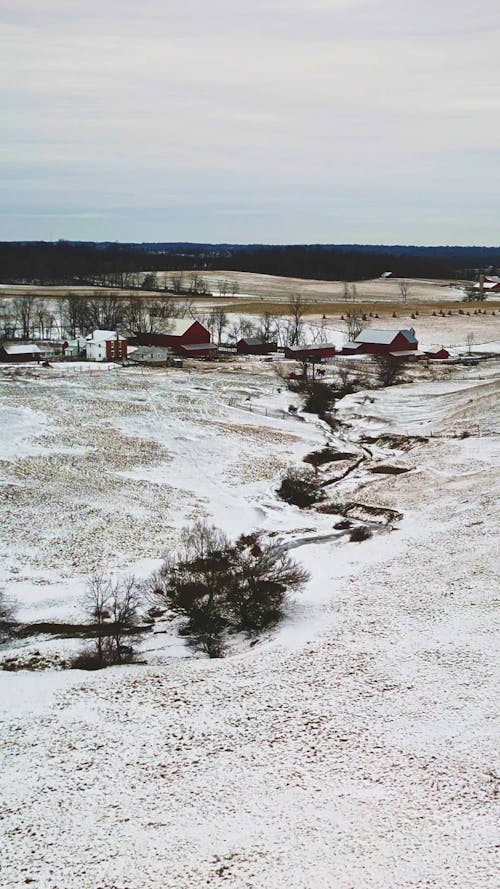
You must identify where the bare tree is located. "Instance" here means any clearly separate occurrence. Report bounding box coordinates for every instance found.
[217,280,229,298]
[65,294,90,337]
[85,571,112,664]
[13,294,36,339]
[34,299,46,338]
[187,273,209,295]
[399,280,411,304]
[84,572,141,666]
[274,316,289,347]
[107,575,141,663]
[258,312,277,342]
[344,309,366,341]
[210,307,228,345]
[465,332,475,354]
[310,317,328,345]
[288,294,305,346]
[170,274,184,294]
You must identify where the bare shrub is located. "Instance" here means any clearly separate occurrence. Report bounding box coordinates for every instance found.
[349,526,372,542]
[303,447,338,467]
[225,533,309,633]
[0,589,15,643]
[303,381,336,416]
[277,466,325,508]
[68,648,109,671]
[373,354,407,387]
[151,522,309,655]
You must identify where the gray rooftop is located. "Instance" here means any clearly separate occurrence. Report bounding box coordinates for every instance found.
[355,328,417,345]
[2,343,42,354]
[179,342,218,351]
[239,337,275,346]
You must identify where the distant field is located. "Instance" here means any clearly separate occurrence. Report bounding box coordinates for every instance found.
[1,271,499,322]
[199,270,467,303]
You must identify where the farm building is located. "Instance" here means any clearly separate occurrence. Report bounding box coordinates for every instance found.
[177,342,218,358]
[131,318,212,350]
[474,281,500,293]
[351,328,418,355]
[127,345,171,366]
[236,338,278,355]
[86,330,128,362]
[341,341,364,355]
[284,344,336,360]
[425,346,450,360]
[0,343,42,363]
[63,337,87,358]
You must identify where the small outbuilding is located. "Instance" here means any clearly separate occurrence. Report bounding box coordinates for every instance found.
[177,342,218,359]
[0,343,42,363]
[341,340,364,356]
[284,344,336,360]
[128,345,171,366]
[424,346,450,360]
[64,336,87,358]
[236,337,278,355]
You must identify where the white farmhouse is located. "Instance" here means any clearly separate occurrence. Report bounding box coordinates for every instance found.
[86,330,128,362]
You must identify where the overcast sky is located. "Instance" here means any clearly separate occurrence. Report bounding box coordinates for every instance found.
[2,0,499,244]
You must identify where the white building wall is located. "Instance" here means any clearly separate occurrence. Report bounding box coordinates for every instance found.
[86,341,108,362]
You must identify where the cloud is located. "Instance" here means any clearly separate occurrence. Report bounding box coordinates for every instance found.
[1,1,499,242]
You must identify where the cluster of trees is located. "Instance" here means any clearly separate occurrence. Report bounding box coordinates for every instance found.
[150,521,309,657]
[461,283,488,302]
[2,241,499,285]
[0,293,194,341]
[2,521,309,668]
[0,291,315,347]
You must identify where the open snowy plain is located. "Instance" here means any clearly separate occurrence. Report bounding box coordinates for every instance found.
[0,357,499,888]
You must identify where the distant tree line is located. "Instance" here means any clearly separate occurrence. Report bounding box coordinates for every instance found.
[1,240,499,285]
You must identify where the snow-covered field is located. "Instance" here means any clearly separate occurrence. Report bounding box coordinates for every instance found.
[0,358,499,888]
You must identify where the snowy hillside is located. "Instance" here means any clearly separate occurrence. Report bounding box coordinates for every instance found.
[0,360,499,888]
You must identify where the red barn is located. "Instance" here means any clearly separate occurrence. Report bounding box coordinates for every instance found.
[0,343,42,363]
[425,346,450,360]
[236,338,278,355]
[353,328,418,354]
[177,342,218,358]
[133,318,211,350]
[475,281,500,293]
[284,344,336,360]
